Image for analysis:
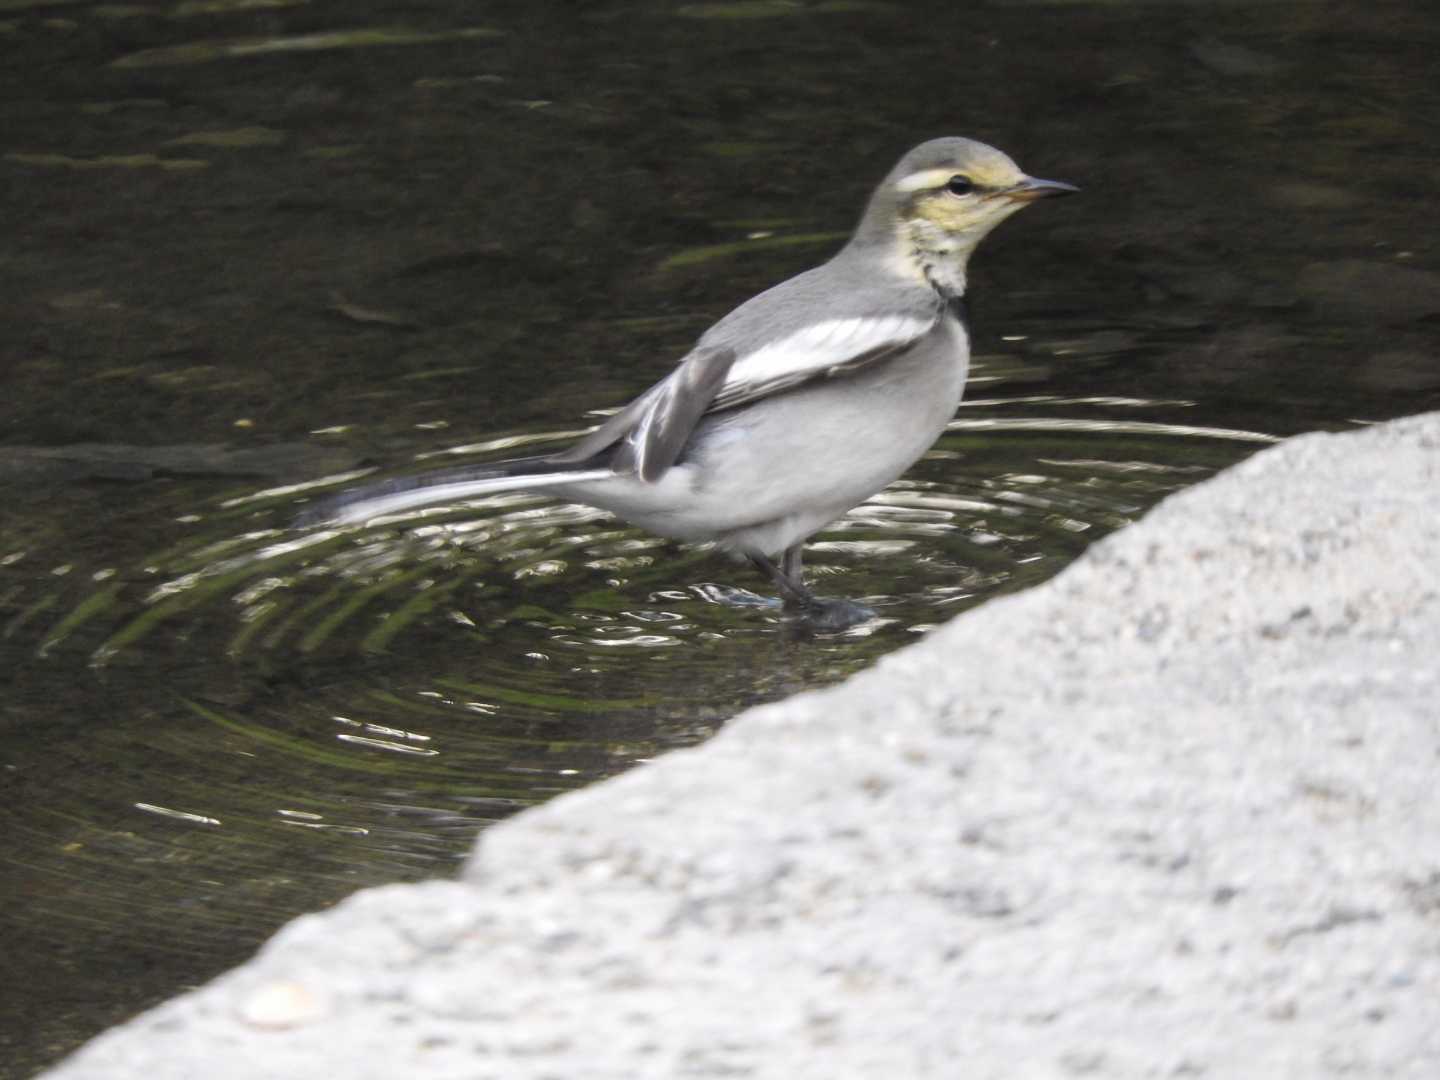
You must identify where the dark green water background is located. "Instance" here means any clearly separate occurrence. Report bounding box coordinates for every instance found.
[2,0,1438,1074]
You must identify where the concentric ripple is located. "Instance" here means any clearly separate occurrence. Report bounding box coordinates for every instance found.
[10,411,1276,667]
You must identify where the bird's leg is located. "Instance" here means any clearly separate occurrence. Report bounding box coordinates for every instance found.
[781,545,804,584]
[748,549,874,631]
[748,551,817,609]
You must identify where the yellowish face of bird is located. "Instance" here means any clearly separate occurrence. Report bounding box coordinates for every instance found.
[894,152,1033,248]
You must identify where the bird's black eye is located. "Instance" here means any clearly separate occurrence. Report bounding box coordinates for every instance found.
[945,174,975,196]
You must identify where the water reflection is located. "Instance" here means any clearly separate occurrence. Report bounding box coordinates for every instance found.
[12,411,1272,671]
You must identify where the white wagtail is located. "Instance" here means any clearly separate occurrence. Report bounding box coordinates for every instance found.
[306,137,1076,628]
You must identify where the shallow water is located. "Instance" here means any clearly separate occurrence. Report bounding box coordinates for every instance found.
[3,0,1439,1073]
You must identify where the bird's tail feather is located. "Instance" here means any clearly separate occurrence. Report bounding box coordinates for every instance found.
[299,454,613,527]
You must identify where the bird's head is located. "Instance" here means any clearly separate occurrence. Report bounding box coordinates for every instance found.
[848,136,1078,297]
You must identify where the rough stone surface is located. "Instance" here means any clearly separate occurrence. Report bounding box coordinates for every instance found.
[42,414,1440,1080]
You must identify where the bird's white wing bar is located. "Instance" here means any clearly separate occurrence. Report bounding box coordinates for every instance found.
[710,312,936,412]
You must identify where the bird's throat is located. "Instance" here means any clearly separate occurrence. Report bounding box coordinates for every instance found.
[902,220,973,300]
[921,258,968,301]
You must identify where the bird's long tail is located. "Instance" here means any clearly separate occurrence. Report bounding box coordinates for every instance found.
[299,454,613,527]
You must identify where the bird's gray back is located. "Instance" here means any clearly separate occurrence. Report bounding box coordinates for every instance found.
[696,255,942,357]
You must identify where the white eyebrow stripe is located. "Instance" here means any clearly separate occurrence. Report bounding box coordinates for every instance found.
[894,167,960,194]
[723,314,934,391]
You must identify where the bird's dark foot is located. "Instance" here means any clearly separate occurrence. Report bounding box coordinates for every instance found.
[747,551,874,631]
[786,595,876,632]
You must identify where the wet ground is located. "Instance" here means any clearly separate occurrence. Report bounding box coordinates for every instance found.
[2,0,1438,1074]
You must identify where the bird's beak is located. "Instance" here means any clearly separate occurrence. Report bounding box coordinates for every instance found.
[1005,176,1080,202]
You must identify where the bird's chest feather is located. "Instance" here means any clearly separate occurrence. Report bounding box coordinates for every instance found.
[859,313,969,431]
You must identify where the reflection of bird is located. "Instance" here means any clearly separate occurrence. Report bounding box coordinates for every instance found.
[305,137,1077,629]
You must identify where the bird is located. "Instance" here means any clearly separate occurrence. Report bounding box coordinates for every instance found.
[302,137,1077,630]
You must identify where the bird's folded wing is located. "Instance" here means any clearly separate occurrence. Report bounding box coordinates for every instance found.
[550,346,736,473]
[556,310,938,484]
[630,346,737,482]
[708,312,937,412]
